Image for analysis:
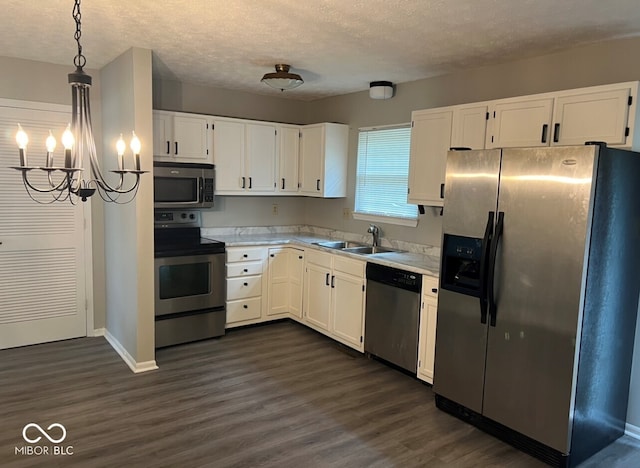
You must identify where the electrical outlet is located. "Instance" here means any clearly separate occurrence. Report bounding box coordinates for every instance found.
[272,204,278,215]
[343,207,350,219]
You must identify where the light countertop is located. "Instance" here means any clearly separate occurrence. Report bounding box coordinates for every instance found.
[206,232,440,277]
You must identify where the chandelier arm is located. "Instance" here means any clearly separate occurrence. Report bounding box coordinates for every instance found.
[21,171,71,193]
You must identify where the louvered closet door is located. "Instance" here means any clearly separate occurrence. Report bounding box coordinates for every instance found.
[0,103,87,349]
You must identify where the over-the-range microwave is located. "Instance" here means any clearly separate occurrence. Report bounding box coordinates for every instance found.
[153,162,215,209]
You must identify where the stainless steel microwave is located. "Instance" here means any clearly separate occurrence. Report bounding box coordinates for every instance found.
[153,162,215,209]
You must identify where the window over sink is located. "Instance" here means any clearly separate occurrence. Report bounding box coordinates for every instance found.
[354,124,418,226]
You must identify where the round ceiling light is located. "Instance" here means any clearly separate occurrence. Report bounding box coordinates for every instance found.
[261,64,304,91]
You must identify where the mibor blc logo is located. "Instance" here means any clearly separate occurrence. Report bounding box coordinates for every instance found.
[15,423,74,457]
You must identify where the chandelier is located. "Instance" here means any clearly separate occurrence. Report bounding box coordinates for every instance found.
[12,0,146,204]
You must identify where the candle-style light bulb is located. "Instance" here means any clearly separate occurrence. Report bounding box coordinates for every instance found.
[61,124,74,168]
[45,130,57,168]
[61,124,74,150]
[116,134,126,156]
[130,131,141,170]
[116,133,125,170]
[16,124,29,166]
[16,124,29,149]
[130,131,141,154]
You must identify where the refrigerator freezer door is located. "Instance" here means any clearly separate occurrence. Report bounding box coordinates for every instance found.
[482,146,598,453]
[434,149,501,413]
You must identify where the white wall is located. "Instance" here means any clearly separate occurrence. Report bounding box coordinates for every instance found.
[101,48,155,367]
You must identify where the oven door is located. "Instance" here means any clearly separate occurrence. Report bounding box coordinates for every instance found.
[154,253,225,317]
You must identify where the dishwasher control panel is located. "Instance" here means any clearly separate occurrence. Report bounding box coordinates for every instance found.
[366,263,421,293]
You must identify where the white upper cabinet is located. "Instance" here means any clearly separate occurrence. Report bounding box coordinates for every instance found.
[487,98,554,148]
[277,125,300,193]
[299,123,349,198]
[245,122,277,192]
[451,104,489,150]
[408,109,453,206]
[551,86,633,146]
[212,119,245,193]
[212,118,277,195]
[485,82,639,149]
[153,110,211,163]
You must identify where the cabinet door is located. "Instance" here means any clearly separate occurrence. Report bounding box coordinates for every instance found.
[408,110,453,206]
[153,112,172,158]
[279,126,300,193]
[488,98,553,148]
[173,114,210,163]
[246,123,277,192]
[288,249,304,318]
[267,249,289,316]
[451,105,488,150]
[213,120,245,192]
[299,125,324,196]
[304,262,331,330]
[552,88,631,146]
[417,296,438,384]
[331,271,365,349]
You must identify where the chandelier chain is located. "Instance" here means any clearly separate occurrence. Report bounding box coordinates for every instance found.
[72,0,86,69]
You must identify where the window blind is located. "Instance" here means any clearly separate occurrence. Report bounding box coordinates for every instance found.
[355,126,417,220]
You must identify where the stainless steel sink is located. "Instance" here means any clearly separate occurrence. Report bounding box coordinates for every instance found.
[313,241,366,249]
[341,246,398,255]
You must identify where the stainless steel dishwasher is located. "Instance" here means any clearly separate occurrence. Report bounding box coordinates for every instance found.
[365,263,421,373]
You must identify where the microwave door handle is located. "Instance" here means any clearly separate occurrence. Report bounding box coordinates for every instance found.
[199,177,204,203]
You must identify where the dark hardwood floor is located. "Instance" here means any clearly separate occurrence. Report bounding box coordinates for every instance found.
[1,321,638,467]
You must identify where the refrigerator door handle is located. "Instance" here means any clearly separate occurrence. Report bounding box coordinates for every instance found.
[479,211,495,324]
[488,211,504,327]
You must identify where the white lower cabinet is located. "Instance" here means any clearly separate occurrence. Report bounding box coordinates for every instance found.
[225,246,268,327]
[417,275,439,384]
[303,250,365,351]
[266,247,304,319]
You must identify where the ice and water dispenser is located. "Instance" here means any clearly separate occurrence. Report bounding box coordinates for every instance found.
[441,234,483,297]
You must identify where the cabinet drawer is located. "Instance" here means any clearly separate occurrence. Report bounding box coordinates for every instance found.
[423,276,439,298]
[305,249,332,268]
[227,261,263,278]
[227,276,262,301]
[226,297,262,323]
[226,247,267,263]
[334,256,364,277]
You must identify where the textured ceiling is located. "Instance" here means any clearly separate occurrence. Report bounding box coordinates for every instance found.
[1,0,640,101]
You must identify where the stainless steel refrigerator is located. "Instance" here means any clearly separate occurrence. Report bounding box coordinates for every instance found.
[433,144,640,467]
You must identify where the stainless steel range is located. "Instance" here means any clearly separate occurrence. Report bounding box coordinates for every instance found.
[154,210,225,348]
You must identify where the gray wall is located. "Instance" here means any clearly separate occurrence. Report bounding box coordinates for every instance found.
[101,48,155,365]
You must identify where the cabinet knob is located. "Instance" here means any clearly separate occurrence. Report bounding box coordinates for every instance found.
[243,254,248,258]
[298,255,303,259]
[432,288,438,293]
[243,269,248,273]
[243,304,248,309]
[270,254,275,257]
[243,282,248,286]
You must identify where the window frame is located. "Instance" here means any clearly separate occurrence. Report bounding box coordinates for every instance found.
[353,123,418,227]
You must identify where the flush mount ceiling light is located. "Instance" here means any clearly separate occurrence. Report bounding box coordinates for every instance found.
[261,64,304,91]
[369,81,394,100]
[13,0,146,204]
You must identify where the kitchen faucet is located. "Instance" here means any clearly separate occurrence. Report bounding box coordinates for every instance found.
[367,224,380,247]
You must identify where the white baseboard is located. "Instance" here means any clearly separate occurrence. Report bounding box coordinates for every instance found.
[104,330,158,374]
[92,328,105,337]
[626,422,640,441]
